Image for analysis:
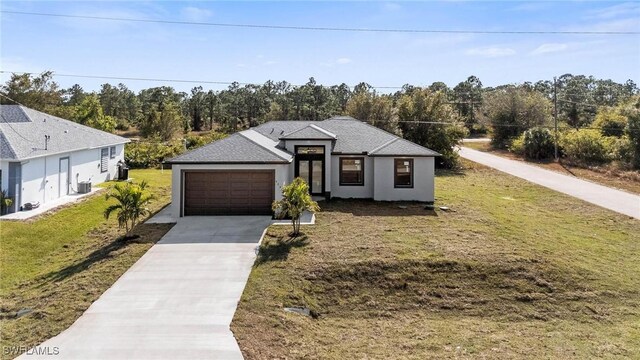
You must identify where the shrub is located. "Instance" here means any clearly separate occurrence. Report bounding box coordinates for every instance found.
[623,97,640,169]
[185,132,227,150]
[561,129,613,164]
[593,107,627,137]
[1,189,13,215]
[508,133,525,155]
[104,181,155,238]
[522,127,555,160]
[125,140,184,168]
[611,136,634,164]
[272,178,320,236]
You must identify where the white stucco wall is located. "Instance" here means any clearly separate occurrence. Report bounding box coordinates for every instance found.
[372,157,435,202]
[170,163,290,219]
[330,155,374,199]
[282,140,333,193]
[17,144,125,208]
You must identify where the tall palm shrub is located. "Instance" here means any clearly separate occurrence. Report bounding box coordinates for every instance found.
[104,181,154,237]
[272,178,320,236]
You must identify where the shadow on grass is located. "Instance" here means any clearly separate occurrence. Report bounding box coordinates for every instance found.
[255,234,309,266]
[41,223,173,283]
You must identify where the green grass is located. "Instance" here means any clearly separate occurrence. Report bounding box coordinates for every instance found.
[231,161,640,359]
[0,169,173,359]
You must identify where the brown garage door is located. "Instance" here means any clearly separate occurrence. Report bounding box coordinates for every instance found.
[183,170,275,216]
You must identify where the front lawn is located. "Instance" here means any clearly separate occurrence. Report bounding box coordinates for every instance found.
[0,169,173,358]
[232,161,640,359]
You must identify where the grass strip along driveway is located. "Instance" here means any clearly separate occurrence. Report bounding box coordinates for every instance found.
[0,169,173,359]
[232,161,640,359]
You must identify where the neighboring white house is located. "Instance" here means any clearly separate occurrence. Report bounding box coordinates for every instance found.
[166,116,440,218]
[0,105,130,214]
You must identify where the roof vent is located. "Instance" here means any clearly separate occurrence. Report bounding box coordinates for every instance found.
[270,128,274,134]
[280,130,284,135]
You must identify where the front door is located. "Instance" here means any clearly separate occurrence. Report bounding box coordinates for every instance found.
[295,146,324,196]
[59,157,70,197]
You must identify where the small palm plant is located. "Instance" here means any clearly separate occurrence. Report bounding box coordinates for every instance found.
[272,177,320,236]
[104,181,154,238]
[0,190,13,215]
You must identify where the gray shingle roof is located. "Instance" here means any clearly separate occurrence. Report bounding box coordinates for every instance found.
[0,105,129,160]
[368,138,440,157]
[175,116,439,163]
[168,131,293,164]
[280,124,337,140]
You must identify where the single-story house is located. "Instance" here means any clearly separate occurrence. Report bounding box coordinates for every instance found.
[166,116,439,218]
[0,105,130,214]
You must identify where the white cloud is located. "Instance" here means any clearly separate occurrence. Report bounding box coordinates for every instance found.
[336,58,352,64]
[181,6,213,22]
[465,47,516,58]
[510,2,550,12]
[264,61,277,66]
[530,43,568,55]
[383,2,402,12]
[586,2,640,19]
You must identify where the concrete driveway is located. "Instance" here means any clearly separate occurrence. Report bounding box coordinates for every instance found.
[459,146,640,219]
[25,216,272,360]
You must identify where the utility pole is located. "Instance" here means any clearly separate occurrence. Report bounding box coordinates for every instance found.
[553,77,558,161]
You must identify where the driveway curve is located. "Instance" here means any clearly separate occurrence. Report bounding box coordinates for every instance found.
[23,216,272,360]
[459,146,640,219]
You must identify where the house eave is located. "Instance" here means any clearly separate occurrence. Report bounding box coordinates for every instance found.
[1,140,130,162]
[164,160,292,165]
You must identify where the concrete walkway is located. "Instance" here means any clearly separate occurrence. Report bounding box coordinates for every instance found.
[458,146,640,219]
[24,216,273,360]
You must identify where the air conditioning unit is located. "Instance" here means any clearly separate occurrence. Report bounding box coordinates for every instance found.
[78,181,92,194]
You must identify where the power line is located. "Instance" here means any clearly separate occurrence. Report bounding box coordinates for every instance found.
[0,71,406,90]
[369,119,640,132]
[2,10,639,35]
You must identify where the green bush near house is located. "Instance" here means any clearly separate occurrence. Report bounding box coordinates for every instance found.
[1,189,13,215]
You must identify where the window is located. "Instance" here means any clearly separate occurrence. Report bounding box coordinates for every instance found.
[110,146,116,159]
[394,159,413,188]
[296,146,324,154]
[339,157,364,186]
[100,148,109,173]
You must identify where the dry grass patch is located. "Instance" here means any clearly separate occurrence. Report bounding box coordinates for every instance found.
[232,162,640,359]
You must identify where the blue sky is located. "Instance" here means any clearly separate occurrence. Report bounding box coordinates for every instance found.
[1,1,639,93]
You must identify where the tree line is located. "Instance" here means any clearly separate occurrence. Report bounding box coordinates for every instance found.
[1,71,638,168]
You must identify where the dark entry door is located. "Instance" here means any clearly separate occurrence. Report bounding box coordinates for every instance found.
[294,146,325,196]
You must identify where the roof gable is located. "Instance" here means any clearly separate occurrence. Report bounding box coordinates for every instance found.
[280,124,337,140]
[0,105,129,160]
[368,138,441,157]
